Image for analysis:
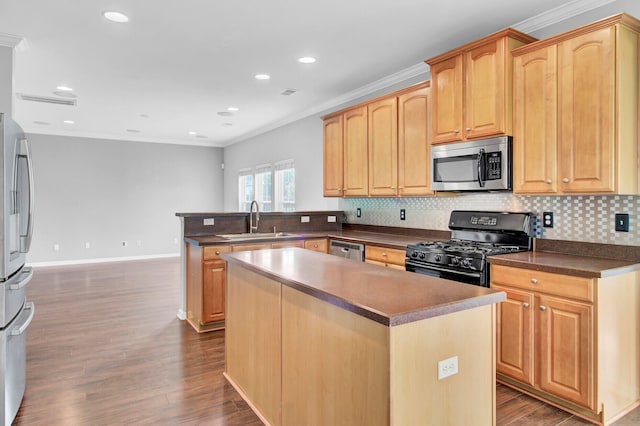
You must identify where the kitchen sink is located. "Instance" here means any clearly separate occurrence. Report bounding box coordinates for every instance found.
[217,232,298,240]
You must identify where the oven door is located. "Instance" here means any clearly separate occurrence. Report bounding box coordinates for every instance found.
[430,136,511,191]
[405,260,487,287]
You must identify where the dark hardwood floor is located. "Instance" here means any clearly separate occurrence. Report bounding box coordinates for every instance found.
[14,258,640,425]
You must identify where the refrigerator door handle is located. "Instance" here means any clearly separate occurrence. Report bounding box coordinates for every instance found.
[9,302,34,336]
[8,267,33,291]
[18,138,34,253]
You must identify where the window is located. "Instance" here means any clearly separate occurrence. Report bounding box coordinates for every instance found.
[238,160,295,212]
[275,160,295,212]
[238,169,254,212]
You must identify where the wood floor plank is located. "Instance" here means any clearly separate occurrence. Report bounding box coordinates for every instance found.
[12,258,640,425]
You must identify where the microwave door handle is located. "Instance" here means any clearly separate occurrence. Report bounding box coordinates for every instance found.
[477,148,485,188]
[18,138,34,253]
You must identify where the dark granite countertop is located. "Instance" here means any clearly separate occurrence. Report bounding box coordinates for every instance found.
[185,228,448,250]
[489,241,640,278]
[222,248,505,327]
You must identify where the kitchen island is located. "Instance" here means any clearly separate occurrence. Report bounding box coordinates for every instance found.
[221,247,505,426]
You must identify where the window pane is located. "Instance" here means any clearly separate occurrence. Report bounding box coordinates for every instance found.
[238,173,254,211]
[275,166,295,211]
[255,170,272,212]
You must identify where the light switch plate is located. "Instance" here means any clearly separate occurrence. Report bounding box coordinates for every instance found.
[438,356,458,380]
[615,213,630,232]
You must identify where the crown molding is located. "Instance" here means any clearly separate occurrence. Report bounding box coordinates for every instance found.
[0,33,23,48]
[512,0,615,33]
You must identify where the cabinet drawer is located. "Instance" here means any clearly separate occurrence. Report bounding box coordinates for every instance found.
[491,265,594,302]
[304,238,328,253]
[365,245,406,266]
[203,246,232,261]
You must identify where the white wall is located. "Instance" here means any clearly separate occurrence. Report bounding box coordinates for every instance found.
[222,74,429,212]
[27,134,223,264]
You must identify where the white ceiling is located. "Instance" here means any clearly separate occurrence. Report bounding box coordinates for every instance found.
[0,0,610,147]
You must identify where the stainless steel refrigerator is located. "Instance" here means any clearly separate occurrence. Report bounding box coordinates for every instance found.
[0,113,34,425]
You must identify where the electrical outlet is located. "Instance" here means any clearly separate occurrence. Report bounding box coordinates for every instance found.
[438,355,458,380]
[356,208,361,218]
[400,209,406,221]
[615,213,630,232]
[543,212,554,228]
[301,216,310,223]
[53,243,60,252]
[203,218,215,226]
[85,242,91,249]
[327,215,337,223]
[122,241,128,247]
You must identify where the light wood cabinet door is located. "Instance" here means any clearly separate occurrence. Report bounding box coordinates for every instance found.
[202,260,226,324]
[558,27,615,193]
[365,245,406,269]
[430,55,464,144]
[398,85,433,196]
[368,97,398,196]
[343,106,369,196]
[537,294,594,409]
[513,45,558,194]
[304,238,328,253]
[465,37,508,140]
[493,285,534,386]
[323,114,344,197]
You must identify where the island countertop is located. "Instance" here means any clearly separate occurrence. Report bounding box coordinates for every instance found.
[221,247,505,327]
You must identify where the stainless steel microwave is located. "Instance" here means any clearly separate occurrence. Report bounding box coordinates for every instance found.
[430,136,512,191]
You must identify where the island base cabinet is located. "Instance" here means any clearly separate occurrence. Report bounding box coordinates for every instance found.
[388,304,496,425]
[225,261,498,426]
[224,265,281,426]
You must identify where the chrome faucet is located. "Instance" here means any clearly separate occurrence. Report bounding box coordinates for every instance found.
[249,200,260,233]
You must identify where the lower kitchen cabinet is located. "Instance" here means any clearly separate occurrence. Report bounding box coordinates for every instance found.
[186,244,231,333]
[491,264,639,424]
[304,238,328,253]
[365,245,406,270]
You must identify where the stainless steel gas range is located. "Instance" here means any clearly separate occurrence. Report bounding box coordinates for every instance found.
[405,211,533,287]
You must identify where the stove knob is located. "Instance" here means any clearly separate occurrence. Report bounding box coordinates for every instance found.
[411,251,418,258]
[461,259,470,268]
[419,252,426,259]
[451,257,459,266]
[434,254,442,262]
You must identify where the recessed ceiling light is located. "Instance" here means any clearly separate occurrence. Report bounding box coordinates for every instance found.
[227,107,239,112]
[254,74,270,80]
[188,131,197,136]
[103,11,129,23]
[56,85,73,91]
[63,120,75,124]
[298,57,316,64]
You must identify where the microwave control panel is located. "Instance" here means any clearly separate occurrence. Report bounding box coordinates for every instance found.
[486,152,502,180]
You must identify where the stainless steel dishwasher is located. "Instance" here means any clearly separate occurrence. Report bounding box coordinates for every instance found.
[329,240,365,261]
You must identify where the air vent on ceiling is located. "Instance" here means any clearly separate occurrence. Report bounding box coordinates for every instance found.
[17,93,77,106]
[281,88,297,96]
[217,111,232,117]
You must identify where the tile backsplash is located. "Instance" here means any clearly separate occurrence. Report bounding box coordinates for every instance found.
[341,194,640,246]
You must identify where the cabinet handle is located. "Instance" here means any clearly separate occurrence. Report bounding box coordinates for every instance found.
[546,179,552,184]
[382,252,387,257]
[530,278,538,284]
[215,251,220,255]
[562,178,569,183]
[540,306,547,311]
[391,186,395,189]
[313,244,318,248]
[454,129,460,133]
[522,302,529,308]
[466,127,471,131]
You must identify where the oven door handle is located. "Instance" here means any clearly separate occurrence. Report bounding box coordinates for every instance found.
[477,148,485,188]
[405,261,481,278]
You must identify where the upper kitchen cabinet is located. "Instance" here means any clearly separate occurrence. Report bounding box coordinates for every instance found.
[513,13,640,195]
[322,81,433,198]
[322,106,368,197]
[397,83,433,196]
[323,114,344,196]
[368,97,398,196]
[426,29,537,144]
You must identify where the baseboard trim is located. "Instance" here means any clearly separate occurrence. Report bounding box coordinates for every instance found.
[27,253,180,268]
